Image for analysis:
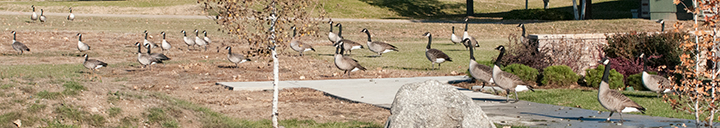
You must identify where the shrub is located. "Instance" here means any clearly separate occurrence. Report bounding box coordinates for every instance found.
[502,63,539,82]
[503,9,573,20]
[604,32,685,73]
[499,33,552,72]
[585,65,625,89]
[542,65,579,86]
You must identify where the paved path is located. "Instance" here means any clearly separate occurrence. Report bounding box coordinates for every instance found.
[218,76,696,128]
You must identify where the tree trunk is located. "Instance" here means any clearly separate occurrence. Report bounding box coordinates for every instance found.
[269,1,279,128]
[466,0,474,16]
[573,0,579,20]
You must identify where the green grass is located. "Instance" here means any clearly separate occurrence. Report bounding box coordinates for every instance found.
[61,81,86,96]
[107,107,122,117]
[0,64,83,79]
[27,104,46,113]
[518,89,695,119]
[36,90,63,100]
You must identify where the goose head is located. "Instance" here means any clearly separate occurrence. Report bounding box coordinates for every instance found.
[422,32,431,37]
[494,45,505,51]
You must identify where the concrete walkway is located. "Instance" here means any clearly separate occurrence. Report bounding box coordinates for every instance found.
[218,76,696,127]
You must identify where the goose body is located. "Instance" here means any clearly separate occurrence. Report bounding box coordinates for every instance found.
[361,28,398,57]
[67,7,75,21]
[639,53,673,94]
[597,58,646,122]
[466,39,494,89]
[225,47,251,68]
[327,20,341,44]
[462,18,479,50]
[332,23,363,55]
[145,44,170,62]
[160,31,172,52]
[11,31,30,55]
[83,54,107,71]
[334,42,366,77]
[423,32,452,69]
[194,29,207,51]
[450,26,462,44]
[143,30,158,49]
[136,42,161,69]
[492,45,533,102]
[289,26,315,56]
[76,33,90,52]
[39,9,46,23]
[31,5,38,21]
[202,30,212,46]
[181,30,195,50]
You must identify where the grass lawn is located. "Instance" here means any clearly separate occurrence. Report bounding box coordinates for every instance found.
[519,89,695,120]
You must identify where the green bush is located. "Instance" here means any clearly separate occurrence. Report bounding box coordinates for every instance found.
[502,63,539,82]
[503,9,573,20]
[585,65,625,89]
[627,73,647,91]
[542,65,579,86]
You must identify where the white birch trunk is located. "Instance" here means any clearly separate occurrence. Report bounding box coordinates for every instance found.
[268,1,279,128]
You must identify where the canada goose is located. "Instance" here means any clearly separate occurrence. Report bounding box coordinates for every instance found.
[142,30,159,49]
[327,20,341,44]
[361,28,398,57]
[597,57,646,123]
[462,18,479,50]
[333,23,363,55]
[466,39,494,90]
[135,42,161,69]
[181,30,195,50]
[492,45,534,102]
[160,31,172,53]
[450,26,462,44]
[145,43,170,62]
[76,33,90,52]
[225,46,251,68]
[11,31,30,55]
[82,53,107,80]
[517,23,526,38]
[83,54,107,71]
[67,7,75,21]
[194,29,208,51]
[423,32,452,69]
[202,30,212,46]
[640,53,673,94]
[31,5,38,22]
[335,42,367,77]
[39,9,46,23]
[289,26,315,56]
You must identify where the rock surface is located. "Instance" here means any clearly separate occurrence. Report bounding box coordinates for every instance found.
[387,80,496,128]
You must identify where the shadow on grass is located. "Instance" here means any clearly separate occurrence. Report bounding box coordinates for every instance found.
[361,0,640,23]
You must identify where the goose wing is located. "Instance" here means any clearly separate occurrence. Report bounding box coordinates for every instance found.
[606,90,645,112]
[373,41,398,51]
[426,49,451,62]
[12,41,30,51]
[469,62,492,83]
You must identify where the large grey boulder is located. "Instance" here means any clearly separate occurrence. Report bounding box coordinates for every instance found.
[387,80,495,128]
